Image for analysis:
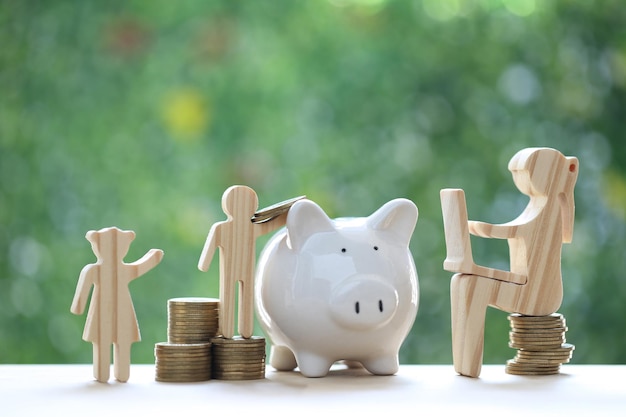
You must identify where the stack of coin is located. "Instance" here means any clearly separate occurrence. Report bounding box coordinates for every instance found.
[154,342,212,382]
[154,297,219,382]
[251,196,306,224]
[505,312,575,375]
[167,297,219,344]
[211,336,266,380]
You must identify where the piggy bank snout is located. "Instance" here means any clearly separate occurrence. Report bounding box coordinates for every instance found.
[329,277,399,331]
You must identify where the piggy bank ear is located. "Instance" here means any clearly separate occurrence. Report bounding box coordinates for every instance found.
[367,198,418,246]
[287,199,335,251]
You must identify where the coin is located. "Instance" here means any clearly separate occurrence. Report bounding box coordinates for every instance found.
[169,296,219,303]
[212,345,266,351]
[211,373,265,381]
[513,355,567,365]
[155,342,212,349]
[508,313,563,321]
[168,309,219,314]
[212,356,265,362]
[211,335,265,343]
[156,352,211,359]
[157,374,212,379]
[212,351,266,357]
[156,362,212,369]
[510,332,565,341]
[505,364,560,376]
[213,362,265,370]
[510,328,567,335]
[251,196,307,224]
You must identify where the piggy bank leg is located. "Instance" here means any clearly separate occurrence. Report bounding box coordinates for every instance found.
[361,355,399,376]
[270,345,297,371]
[296,351,334,378]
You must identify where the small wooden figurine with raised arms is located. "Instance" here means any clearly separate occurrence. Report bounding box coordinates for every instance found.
[71,227,164,383]
[198,185,289,339]
[440,147,578,377]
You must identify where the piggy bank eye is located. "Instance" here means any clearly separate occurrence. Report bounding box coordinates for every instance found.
[341,248,347,253]
[373,246,379,251]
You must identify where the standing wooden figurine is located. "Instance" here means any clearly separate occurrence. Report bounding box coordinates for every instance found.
[440,147,578,378]
[71,227,164,383]
[198,185,288,339]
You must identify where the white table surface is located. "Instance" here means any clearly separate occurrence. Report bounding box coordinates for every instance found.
[1,364,624,415]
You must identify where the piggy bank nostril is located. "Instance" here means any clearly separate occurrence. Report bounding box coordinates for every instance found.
[353,300,386,314]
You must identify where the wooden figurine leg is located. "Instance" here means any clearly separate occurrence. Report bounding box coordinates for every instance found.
[220,274,235,339]
[238,280,254,339]
[92,342,110,382]
[113,343,131,383]
[450,273,495,378]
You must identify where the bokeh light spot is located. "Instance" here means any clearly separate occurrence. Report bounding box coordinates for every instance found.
[161,89,210,141]
[608,49,626,87]
[498,64,541,105]
[328,0,388,12]
[603,170,626,221]
[503,0,536,17]
[9,236,44,277]
[48,314,83,355]
[10,278,43,318]
[422,0,460,21]
[104,17,151,59]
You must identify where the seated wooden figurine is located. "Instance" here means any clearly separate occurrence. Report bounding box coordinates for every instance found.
[440,147,578,377]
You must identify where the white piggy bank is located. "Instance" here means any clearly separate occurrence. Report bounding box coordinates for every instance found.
[255,198,419,377]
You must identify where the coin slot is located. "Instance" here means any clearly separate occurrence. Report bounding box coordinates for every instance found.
[355,301,360,314]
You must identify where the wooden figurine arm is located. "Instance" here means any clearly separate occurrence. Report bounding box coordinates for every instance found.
[254,212,288,238]
[198,223,221,272]
[70,265,96,315]
[129,249,164,279]
[468,221,518,239]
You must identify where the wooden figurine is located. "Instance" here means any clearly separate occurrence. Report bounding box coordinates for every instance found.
[198,185,288,339]
[70,227,164,383]
[440,147,578,378]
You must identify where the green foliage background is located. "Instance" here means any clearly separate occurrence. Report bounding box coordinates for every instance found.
[1,0,625,366]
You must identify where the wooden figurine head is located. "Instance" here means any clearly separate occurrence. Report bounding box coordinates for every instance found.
[85,227,136,262]
[221,185,259,219]
[508,147,579,243]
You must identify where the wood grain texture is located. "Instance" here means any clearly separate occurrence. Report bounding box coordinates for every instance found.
[198,185,286,339]
[70,227,163,382]
[441,147,578,377]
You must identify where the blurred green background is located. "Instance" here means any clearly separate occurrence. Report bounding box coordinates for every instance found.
[1,0,625,366]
